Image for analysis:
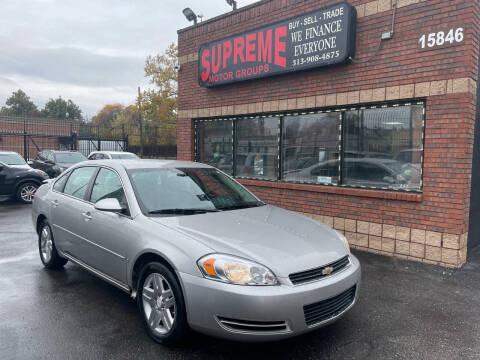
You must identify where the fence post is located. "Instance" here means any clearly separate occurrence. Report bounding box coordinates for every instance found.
[23,114,27,160]
[139,113,144,157]
[97,126,101,151]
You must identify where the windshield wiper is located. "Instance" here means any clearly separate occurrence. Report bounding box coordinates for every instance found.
[217,202,265,211]
[148,208,221,215]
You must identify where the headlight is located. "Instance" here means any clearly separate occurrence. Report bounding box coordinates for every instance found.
[197,254,278,286]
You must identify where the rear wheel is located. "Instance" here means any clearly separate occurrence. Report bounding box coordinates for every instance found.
[137,262,188,346]
[38,220,67,269]
[16,182,39,203]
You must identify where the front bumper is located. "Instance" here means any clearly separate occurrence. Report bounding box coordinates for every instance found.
[179,254,361,341]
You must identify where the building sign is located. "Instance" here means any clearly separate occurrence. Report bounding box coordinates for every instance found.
[198,2,356,88]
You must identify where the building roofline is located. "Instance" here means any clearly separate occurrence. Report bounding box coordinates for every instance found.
[177,0,271,34]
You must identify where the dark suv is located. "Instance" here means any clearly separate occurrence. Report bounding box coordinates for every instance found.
[0,160,48,203]
[32,150,87,178]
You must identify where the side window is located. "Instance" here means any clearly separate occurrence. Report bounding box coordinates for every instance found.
[53,173,69,192]
[37,151,45,161]
[97,154,105,159]
[46,152,55,162]
[90,168,127,208]
[63,167,96,200]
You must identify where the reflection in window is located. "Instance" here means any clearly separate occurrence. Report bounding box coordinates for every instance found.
[63,167,96,200]
[282,112,340,184]
[90,168,126,206]
[344,105,423,190]
[235,117,280,180]
[196,120,233,175]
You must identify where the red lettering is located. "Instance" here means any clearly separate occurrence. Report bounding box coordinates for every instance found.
[274,26,287,67]
[211,44,221,74]
[234,37,245,64]
[245,33,256,62]
[258,30,272,63]
[223,40,232,69]
[201,48,210,82]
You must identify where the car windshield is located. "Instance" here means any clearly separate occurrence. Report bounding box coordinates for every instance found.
[111,153,139,159]
[0,153,26,165]
[55,152,87,164]
[128,167,264,215]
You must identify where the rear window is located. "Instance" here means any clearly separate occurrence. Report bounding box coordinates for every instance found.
[110,153,139,160]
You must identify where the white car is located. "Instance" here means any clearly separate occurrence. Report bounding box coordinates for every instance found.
[87,151,139,160]
[0,151,32,170]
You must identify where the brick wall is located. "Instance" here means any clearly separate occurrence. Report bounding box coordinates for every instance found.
[177,0,480,267]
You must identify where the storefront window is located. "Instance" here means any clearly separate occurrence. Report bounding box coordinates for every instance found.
[343,105,423,190]
[282,112,341,184]
[235,117,280,180]
[196,120,233,175]
[194,102,424,192]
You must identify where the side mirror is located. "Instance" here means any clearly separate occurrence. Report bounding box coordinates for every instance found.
[94,198,125,212]
[27,160,34,166]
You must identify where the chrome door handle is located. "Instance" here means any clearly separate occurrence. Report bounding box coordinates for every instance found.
[82,212,92,221]
[50,200,59,207]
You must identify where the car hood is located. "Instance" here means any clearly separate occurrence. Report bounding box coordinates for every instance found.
[150,205,348,278]
[9,164,31,169]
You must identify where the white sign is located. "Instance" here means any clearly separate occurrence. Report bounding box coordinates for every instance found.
[419,28,464,49]
[317,176,332,184]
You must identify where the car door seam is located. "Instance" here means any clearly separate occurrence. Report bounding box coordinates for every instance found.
[53,223,126,260]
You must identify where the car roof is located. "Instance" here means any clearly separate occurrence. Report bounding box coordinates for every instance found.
[0,151,21,154]
[91,151,134,154]
[84,159,213,170]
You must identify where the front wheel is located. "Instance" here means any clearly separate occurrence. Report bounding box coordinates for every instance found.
[16,182,39,203]
[137,262,188,346]
[38,220,68,269]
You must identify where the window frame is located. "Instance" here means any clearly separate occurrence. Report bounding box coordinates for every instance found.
[52,165,133,217]
[194,100,425,193]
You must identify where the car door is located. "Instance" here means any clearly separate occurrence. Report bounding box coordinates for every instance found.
[50,166,97,260]
[81,167,132,283]
[0,163,13,195]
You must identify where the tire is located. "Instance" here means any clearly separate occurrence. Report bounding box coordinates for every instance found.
[16,182,39,203]
[137,262,188,346]
[38,219,68,269]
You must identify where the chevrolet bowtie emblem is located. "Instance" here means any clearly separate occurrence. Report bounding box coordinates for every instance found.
[322,266,334,275]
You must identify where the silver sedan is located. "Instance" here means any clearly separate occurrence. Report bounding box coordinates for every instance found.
[32,160,361,345]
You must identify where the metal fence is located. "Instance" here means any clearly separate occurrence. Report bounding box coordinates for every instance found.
[0,115,176,159]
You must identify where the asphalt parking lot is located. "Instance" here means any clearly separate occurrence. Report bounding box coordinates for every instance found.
[1,201,480,360]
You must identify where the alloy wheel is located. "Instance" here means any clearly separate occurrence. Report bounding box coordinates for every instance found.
[142,273,176,335]
[20,185,37,202]
[40,226,53,263]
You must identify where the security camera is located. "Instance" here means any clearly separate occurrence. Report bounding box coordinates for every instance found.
[174,64,182,72]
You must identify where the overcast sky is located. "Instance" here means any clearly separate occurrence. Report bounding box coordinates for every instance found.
[0,0,258,119]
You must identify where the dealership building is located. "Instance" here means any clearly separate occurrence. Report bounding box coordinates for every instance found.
[177,0,479,267]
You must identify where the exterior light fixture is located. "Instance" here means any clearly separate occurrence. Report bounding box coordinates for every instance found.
[226,0,237,11]
[182,7,198,25]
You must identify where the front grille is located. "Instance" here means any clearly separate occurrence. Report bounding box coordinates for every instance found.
[289,256,350,285]
[217,316,289,333]
[303,285,356,326]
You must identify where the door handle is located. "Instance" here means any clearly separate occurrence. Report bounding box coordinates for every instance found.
[82,212,92,221]
[50,200,59,208]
